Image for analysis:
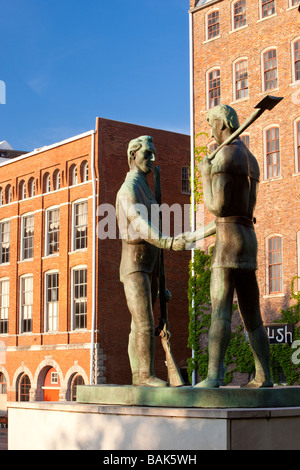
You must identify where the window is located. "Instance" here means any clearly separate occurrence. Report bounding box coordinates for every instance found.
[0,279,9,335]
[293,39,300,83]
[46,208,60,256]
[28,178,35,198]
[22,214,34,260]
[71,374,84,401]
[19,181,26,200]
[19,374,30,402]
[72,268,87,330]
[20,275,33,333]
[45,272,59,332]
[53,170,60,190]
[241,134,250,148]
[290,0,300,5]
[263,49,278,90]
[81,161,89,183]
[0,221,10,264]
[51,371,58,384]
[5,185,11,204]
[70,165,78,186]
[73,201,88,251]
[0,188,3,206]
[0,373,6,394]
[44,173,51,193]
[233,0,246,29]
[208,68,221,109]
[268,236,283,294]
[181,167,191,194]
[261,0,275,18]
[208,142,218,153]
[234,59,249,100]
[265,127,280,178]
[207,10,219,40]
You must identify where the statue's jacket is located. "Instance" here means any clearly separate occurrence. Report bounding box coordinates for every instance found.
[116,169,172,282]
[205,140,260,271]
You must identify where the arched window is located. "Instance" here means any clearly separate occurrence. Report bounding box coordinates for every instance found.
[28,178,35,198]
[44,173,51,193]
[5,185,11,204]
[268,236,283,294]
[81,161,89,183]
[70,165,78,186]
[207,68,221,109]
[234,58,248,100]
[71,374,84,401]
[0,188,3,206]
[206,10,220,40]
[232,0,246,30]
[19,180,26,200]
[263,48,278,91]
[53,170,60,191]
[19,374,31,402]
[265,126,280,179]
[292,38,300,83]
[0,372,6,394]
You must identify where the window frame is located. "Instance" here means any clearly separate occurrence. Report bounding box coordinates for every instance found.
[294,118,300,173]
[260,0,276,19]
[21,213,34,261]
[232,0,247,30]
[72,199,88,252]
[266,235,283,295]
[233,57,249,101]
[44,270,59,333]
[206,9,220,41]
[207,67,221,109]
[71,266,88,331]
[45,206,60,257]
[0,278,9,335]
[20,274,33,334]
[0,219,10,265]
[264,125,281,180]
[262,47,278,92]
[292,38,300,84]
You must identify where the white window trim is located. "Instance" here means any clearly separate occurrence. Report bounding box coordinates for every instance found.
[45,206,60,257]
[206,66,221,110]
[261,46,279,93]
[19,274,33,334]
[44,270,59,333]
[20,213,34,261]
[291,37,300,85]
[204,8,221,42]
[71,265,87,331]
[263,124,281,181]
[232,56,249,102]
[265,234,283,296]
[0,218,11,266]
[258,0,277,21]
[0,277,9,335]
[71,199,88,252]
[294,118,300,173]
[230,0,247,32]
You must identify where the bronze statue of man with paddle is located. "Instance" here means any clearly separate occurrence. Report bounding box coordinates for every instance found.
[184,95,283,388]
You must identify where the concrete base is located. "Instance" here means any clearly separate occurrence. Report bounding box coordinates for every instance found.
[76,384,300,408]
[7,400,300,450]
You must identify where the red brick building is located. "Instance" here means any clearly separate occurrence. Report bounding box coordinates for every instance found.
[0,118,191,408]
[189,0,300,324]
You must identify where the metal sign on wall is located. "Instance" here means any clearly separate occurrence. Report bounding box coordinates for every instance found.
[266,324,293,345]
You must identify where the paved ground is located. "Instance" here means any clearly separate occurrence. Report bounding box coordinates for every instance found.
[0,430,7,450]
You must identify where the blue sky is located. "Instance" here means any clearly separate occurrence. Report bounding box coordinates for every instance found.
[0,0,190,151]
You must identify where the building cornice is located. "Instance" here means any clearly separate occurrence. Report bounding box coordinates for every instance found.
[189,0,224,14]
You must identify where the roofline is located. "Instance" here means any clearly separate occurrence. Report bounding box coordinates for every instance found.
[189,0,224,14]
[0,129,96,168]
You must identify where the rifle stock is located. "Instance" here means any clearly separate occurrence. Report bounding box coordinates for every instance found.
[154,166,184,387]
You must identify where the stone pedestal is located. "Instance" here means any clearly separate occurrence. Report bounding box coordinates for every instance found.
[7,386,300,450]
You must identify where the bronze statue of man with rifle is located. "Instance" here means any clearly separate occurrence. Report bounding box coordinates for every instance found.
[116,135,185,387]
[184,99,282,388]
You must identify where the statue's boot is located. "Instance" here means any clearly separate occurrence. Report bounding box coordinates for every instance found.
[129,331,168,387]
[242,325,273,388]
